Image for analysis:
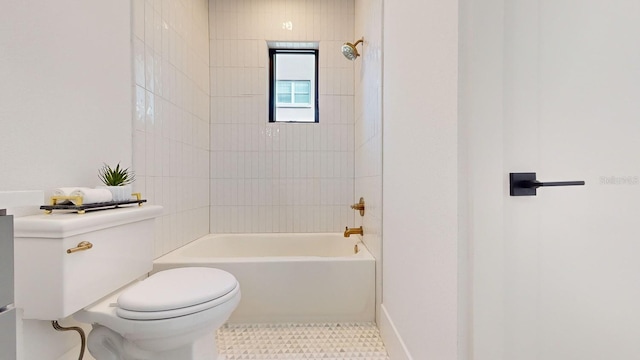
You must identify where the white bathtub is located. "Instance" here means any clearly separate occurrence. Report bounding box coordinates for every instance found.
[153,233,375,323]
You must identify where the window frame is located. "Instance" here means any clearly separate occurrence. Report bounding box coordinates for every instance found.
[268,48,319,123]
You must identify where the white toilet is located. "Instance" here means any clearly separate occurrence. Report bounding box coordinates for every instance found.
[75,266,240,359]
[13,205,240,360]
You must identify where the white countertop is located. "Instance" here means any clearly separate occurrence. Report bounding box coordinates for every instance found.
[14,205,163,238]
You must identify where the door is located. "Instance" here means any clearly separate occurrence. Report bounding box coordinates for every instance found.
[464,1,640,359]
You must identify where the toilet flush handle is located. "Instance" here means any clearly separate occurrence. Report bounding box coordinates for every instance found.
[67,241,93,254]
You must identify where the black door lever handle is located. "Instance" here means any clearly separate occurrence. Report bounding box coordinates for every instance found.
[510,172,585,196]
[522,180,586,188]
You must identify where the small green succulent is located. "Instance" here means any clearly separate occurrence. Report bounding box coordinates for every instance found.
[98,163,136,186]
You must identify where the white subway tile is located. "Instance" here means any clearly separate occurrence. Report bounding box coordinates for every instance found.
[134,86,146,131]
[227,206,237,233]
[270,179,280,206]
[144,1,154,46]
[285,206,294,233]
[284,151,292,178]
[312,152,322,178]
[133,131,146,179]
[253,152,263,180]
[250,152,259,179]
[145,91,155,129]
[133,38,145,87]
[326,151,335,178]
[279,181,288,207]
[132,0,145,41]
[270,153,279,179]
[266,151,275,179]
[304,156,321,185]
[292,152,300,178]
[236,152,246,178]
[145,132,156,176]
[154,9,162,53]
[241,151,250,179]
[318,205,328,231]
[145,47,155,91]
[333,205,343,231]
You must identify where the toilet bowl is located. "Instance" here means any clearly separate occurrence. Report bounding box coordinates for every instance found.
[75,266,241,360]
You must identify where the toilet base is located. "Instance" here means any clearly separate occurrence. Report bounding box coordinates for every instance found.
[87,324,221,360]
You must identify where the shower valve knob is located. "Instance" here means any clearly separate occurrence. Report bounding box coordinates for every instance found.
[350,197,365,216]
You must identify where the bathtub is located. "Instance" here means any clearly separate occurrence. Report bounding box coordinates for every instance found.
[153,233,375,323]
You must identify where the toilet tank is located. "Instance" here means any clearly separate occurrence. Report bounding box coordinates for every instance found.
[13,205,162,320]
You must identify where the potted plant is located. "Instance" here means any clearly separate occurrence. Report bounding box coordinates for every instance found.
[98,163,135,202]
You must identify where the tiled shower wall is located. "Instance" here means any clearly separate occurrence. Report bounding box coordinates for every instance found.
[209,0,356,233]
[355,0,383,324]
[132,0,210,257]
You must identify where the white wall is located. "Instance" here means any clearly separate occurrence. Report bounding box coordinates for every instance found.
[209,0,356,233]
[0,1,131,191]
[354,0,383,324]
[0,1,132,359]
[131,0,211,257]
[381,0,459,359]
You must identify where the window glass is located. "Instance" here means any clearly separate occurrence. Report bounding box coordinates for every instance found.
[277,81,293,103]
[293,81,310,104]
[276,80,311,105]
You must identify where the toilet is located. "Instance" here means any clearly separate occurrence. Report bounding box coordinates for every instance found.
[13,205,239,360]
[75,266,241,359]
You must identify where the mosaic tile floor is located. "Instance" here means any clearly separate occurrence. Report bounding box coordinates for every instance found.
[216,323,390,360]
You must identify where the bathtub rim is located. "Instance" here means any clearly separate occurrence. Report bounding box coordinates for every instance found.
[154,232,374,264]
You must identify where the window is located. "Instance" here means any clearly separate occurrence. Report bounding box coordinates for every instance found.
[269,49,318,123]
[276,80,311,106]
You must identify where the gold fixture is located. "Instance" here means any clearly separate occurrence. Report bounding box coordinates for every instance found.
[344,226,363,237]
[341,38,364,61]
[47,195,84,214]
[354,244,359,254]
[350,197,365,216]
[45,192,144,214]
[52,321,86,360]
[66,241,93,254]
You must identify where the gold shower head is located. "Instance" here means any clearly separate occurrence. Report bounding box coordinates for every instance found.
[341,38,364,61]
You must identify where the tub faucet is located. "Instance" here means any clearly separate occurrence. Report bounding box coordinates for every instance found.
[344,226,363,237]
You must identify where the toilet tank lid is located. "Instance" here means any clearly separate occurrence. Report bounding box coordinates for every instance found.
[14,205,163,238]
[117,267,238,312]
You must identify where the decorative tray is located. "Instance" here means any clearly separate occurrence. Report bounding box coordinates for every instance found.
[40,193,146,214]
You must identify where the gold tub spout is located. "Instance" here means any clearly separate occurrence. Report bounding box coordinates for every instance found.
[344,226,363,237]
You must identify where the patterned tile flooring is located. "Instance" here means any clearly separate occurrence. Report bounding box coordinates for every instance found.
[216,323,390,360]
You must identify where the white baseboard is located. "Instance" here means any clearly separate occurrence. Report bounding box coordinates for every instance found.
[379,304,412,360]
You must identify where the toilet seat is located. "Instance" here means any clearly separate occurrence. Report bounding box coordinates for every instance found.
[116,267,239,320]
[75,267,241,342]
[117,283,239,320]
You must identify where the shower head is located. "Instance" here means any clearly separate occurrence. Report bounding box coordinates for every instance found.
[341,38,364,61]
